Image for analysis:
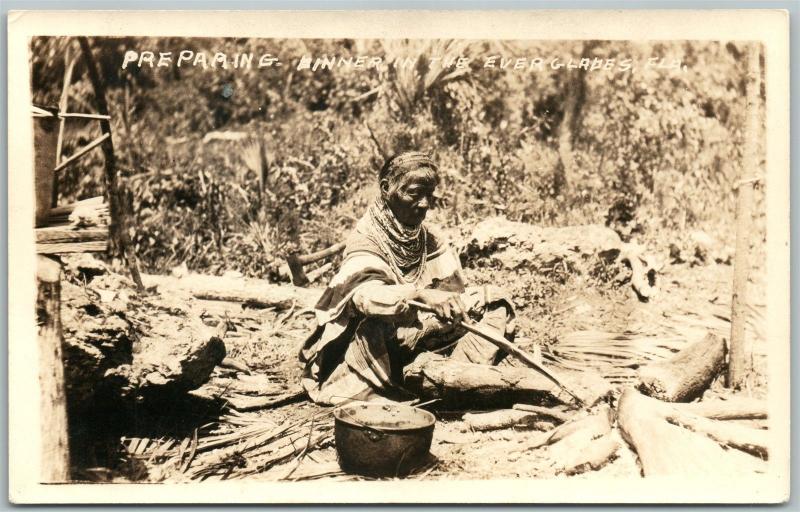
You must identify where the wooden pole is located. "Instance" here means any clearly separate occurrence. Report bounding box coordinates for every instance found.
[36,256,71,482]
[78,37,145,291]
[727,43,760,389]
[52,48,76,207]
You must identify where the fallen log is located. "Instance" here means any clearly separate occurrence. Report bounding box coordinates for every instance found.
[617,389,767,477]
[142,273,321,311]
[402,353,611,408]
[637,333,726,402]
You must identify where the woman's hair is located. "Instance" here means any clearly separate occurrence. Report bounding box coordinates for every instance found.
[379,151,440,187]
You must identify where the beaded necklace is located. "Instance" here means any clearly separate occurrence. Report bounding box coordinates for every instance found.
[366,199,428,284]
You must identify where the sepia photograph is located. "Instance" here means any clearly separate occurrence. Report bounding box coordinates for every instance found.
[7,9,790,504]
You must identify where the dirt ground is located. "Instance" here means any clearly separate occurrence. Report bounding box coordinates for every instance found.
[126,255,766,483]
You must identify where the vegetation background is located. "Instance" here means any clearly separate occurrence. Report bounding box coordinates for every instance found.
[29,37,766,282]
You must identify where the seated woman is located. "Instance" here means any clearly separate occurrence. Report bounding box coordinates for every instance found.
[299,151,515,405]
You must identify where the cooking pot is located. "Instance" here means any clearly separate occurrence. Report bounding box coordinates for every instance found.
[333,402,436,477]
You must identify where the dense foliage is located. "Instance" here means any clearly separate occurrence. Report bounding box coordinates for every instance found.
[30,37,765,280]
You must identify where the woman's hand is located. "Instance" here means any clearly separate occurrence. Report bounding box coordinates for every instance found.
[412,289,467,323]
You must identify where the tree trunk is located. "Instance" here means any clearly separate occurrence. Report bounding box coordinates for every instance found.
[727,43,760,388]
[637,333,727,402]
[77,37,144,291]
[556,41,597,187]
[37,256,71,482]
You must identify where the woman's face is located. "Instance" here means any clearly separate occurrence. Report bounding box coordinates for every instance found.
[382,168,438,227]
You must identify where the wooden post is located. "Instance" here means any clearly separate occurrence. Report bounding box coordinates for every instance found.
[77,37,144,291]
[727,43,760,389]
[36,255,71,482]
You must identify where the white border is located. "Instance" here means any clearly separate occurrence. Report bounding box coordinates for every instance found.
[7,9,791,504]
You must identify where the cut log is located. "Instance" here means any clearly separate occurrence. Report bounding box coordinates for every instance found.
[617,389,767,477]
[402,353,611,408]
[462,409,548,432]
[637,333,726,402]
[141,273,321,311]
[37,256,71,482]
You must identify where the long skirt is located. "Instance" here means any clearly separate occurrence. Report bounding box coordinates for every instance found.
[311,287,514,405]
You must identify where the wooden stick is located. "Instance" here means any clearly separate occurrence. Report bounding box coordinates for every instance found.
[727,43,760,388]
[512,403,573,423]
[53,132,110,173]
[294,242,346,265]
[57,112,112,120]
[37,256,71,482]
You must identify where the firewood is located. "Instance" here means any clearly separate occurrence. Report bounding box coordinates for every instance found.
[549,432,619,475]
[674,396,767,421]
[637,333,726,402]
[512,403,573,423]
[617,388,767,477]
[661,405,768,459]
[461,409,546,432]
[519,404,613,451]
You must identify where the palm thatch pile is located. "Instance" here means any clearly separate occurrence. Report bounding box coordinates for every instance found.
[545,300,766,384]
